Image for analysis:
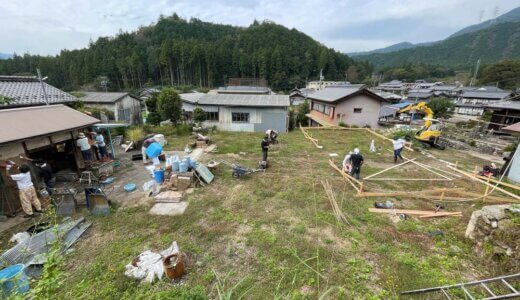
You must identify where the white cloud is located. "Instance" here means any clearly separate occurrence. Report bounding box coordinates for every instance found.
[0,0,519,55]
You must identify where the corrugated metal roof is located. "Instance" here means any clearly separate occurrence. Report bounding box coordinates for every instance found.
[0,76,77,107]
[0,105,99,144]
[486,100,520,110]
[461,90,510,99]
[179,92,205,104]
[81,92,129,103]
[197,94,289,107]
[407,92,433,99]
[218,86,269,92]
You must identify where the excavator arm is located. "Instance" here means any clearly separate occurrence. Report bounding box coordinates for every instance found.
[398,101,445,149]
[399,102,434,129]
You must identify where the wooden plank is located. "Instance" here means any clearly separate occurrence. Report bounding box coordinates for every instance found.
[474,174,520,191]
[355,188,465,198]
[446,165,520,201]
[364,178,451,181]
[391,150,460,178]
[368,208,461,216]
[328,160,360,192]
[419,212,463,218]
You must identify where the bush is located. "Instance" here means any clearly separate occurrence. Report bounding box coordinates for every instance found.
[126,127,144,143]
[339,121,347,127]
[157,88,182,124]
[469,140,476,147]
[428,98,454,119]
[296,100,310,126]
[288,109,295,131]
[193,107,206,124]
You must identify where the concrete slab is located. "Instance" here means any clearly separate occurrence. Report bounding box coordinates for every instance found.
[149,202,188,216]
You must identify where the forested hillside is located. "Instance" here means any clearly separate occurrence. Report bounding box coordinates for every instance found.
[0,15,371,91]
[355,21,520,69]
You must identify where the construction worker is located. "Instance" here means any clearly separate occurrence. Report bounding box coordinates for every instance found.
[5,163,42,218]
[33,159,56,195]
[342,151,353,173]
[141,135,155,164]
[392,136,406,163]
[261,135,270,162]
[266,129,278,144]
[349,148,364,180]
[76,132,92,161]
[92,131,109,161]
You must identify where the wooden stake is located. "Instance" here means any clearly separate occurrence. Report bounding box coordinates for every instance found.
[328,160,361,192]
[474,174,520,191]
[483,175,491,202]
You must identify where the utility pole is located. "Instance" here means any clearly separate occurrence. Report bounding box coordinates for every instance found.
[37,69,49,105]
[469,59,481,87]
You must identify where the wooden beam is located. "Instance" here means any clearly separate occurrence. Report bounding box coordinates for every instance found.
[364,178,452,181]
[394,150,460,178]
[355,188,465,197]
[328,159,361,192]
[363,158,415,179]
[365,128,414,151]
[419,212,463,218]
[474,174,520,191]
[368,208,462,216]
[446,165,520,201]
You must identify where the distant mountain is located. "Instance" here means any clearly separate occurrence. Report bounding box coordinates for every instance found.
[449,7,520,38]
[0,53,13,60]
[355,21,520,69]
[351,6,520,57]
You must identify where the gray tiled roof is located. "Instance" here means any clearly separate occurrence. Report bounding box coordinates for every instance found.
[407,92,433,99]
[81,92,130,103]
[197,93,289,107]
[0,76,77,108]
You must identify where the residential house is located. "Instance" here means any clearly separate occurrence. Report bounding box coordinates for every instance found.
[289,88,315,106]
[377,80,404,93]
[306,81,353,91]
[454,87,511,116]
[484,95,520,131]
[138,87,160,101]
[305,88,390,128]
[0,75,77,109]
[0,105,99,216]
[370,89,403,103]
[501,122,520,183]
[405,89,434,102]
[80,92,142,125]
[216,86,272,95]
[180,93,289,132]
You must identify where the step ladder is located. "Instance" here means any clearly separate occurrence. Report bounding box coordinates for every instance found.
[401,273,520,299]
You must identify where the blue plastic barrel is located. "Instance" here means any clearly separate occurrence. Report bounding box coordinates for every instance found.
[179,160,189,172]
[190,159,197,169]
[172,160,180,172]
[0,264,30,295]
[154,169,165,183]
[145,142,163,158]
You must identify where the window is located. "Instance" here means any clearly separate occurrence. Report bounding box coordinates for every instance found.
[323,105,331,115]
[232,112,249,123]
[118,108,131,121]
[205,112,219,121]
[353,108,362,113]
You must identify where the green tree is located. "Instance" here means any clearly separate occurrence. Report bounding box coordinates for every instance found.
[145,92,162,125]
[296,100,310,126]
[157,87,182,123]
[193,107,206,123]
[428,98,454,119]
[479,60,520,90]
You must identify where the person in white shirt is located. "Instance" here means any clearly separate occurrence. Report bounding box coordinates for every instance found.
[92,132,108,160]
[342,151,353,173]
[76,132,92,161]
[6,164,42,218]
[392,136,406,163]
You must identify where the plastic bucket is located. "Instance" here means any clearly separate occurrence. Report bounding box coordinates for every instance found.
[145,143,163,158]
[172,160,180,172]
[0,264,30,295]
[179,160,189,172]
[154,169,165,183]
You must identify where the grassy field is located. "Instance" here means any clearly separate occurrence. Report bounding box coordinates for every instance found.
[3,128,517,299]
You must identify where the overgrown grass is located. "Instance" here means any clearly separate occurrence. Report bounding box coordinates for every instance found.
[1,129,509,299]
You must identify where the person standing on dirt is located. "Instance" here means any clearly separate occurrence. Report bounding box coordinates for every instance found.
[34,159,56,195]
[392,136,405,163]
[261,135,270,162]
[5,163,42,218]
[349,148,364,180]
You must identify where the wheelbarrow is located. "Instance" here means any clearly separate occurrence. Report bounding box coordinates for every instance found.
[220,160,263,178]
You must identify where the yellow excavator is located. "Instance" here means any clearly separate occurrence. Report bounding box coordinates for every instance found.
[399,102,446,150]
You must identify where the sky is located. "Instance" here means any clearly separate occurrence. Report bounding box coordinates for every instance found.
[1,0,519,55]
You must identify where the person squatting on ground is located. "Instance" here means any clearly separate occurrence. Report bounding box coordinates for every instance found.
[141,136,156,164]
[392,136,406,163]
[349,148,364,180]
[6,164,42,218]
